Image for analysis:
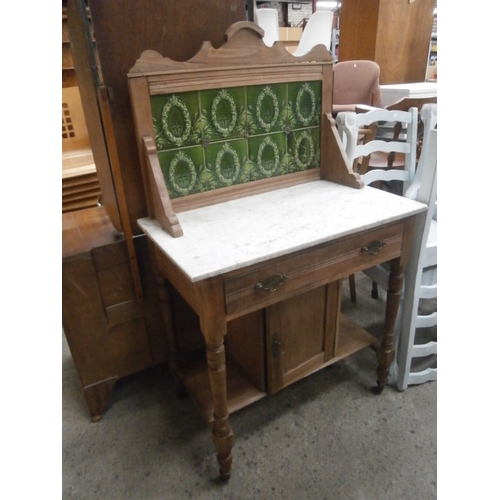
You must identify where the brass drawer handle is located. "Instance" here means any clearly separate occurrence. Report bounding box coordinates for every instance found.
[361,240,386,255]
[255,274,288,292]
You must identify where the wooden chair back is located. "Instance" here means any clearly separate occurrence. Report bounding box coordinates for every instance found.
[336,106,419,191]
[361,96,438,170]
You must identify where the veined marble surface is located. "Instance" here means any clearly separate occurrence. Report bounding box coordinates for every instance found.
[138,180,426,282]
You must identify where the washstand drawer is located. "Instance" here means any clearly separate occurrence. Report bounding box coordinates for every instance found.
[224,221,405,316]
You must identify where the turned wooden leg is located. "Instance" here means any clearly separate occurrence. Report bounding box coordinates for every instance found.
[206,338,235,480]
[348,274,357,302]
[373,259,404,394]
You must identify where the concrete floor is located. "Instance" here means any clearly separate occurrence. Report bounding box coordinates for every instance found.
[62,274,437,500]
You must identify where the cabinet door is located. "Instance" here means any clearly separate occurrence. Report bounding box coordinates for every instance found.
[265,281,341,395]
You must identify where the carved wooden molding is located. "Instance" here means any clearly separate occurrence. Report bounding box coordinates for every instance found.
[321,114,364,189]
[143,136,183,237]
[128,21,333,76]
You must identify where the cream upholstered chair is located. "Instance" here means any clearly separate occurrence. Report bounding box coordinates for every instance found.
[332,60,383,116]
[255,8,279,47]
[293,10,333,57]
[337,104,438,390]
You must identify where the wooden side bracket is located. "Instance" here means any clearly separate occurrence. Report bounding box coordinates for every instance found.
[320,113,364,189]
[143,136,183,237]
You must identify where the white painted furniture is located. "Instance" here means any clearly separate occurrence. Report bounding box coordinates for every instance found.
[394,114,437,390]
[380,82,437,107]
[336,105,419,191]
[293,10,333,57]
[336,105,419,302]
[337,104,438,390]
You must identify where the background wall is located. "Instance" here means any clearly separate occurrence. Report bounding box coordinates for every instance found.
[287,3,313,25]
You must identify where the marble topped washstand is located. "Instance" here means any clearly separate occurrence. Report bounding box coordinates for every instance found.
[127,21,428,481]
[138,180,425,480]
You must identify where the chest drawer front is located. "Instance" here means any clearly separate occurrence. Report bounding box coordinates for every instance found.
[224,221,405,316]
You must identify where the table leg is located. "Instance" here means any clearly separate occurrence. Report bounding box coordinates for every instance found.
[206,336,235,480]
[373,258,404,394]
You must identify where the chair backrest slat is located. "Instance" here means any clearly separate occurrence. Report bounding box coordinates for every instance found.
[362,168,410,186]
[355,108,414,127]
[356,139,411,158]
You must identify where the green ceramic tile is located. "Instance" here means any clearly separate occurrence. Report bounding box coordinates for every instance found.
[199,87,246,143]
[288,81,322,128]
[151,92,201,151]
[158,146,205,198]
[151,80,323,198]
[203,139,248,189]
[288,127,321,173]
[246,84,287,136]
[248,133,288,180]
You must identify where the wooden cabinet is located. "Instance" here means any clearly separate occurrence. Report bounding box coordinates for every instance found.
[62,207,170,421]
[167,277,374,421]
[63,0,248,420]
[265,284,340,394]
[338,0,436,84]
[164,217,405,421]
[62,5,80,88]
[62,5,101,213]
[62,85,101,213]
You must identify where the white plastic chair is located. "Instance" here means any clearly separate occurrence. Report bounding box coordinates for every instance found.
[337,104,438,390]
[255,8,280,47]
[293,10,333,57]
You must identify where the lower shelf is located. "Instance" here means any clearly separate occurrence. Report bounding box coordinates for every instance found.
[175,313,377,424]
[176,351,268,423]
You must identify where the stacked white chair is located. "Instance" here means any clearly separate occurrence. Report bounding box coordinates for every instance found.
[293,10,333,57]
[394,108,437,390]
[336,103,438,390]
[255,8,280,47]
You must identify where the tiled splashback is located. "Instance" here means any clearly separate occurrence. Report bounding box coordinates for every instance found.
[151,81,322,198]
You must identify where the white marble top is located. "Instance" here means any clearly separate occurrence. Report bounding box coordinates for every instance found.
[138,180,426,282]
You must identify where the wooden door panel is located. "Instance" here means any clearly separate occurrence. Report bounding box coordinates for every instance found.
[266,283,341,394]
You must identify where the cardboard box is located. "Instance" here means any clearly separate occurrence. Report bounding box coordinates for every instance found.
[279,27,302,53]
[426,63,437,81]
